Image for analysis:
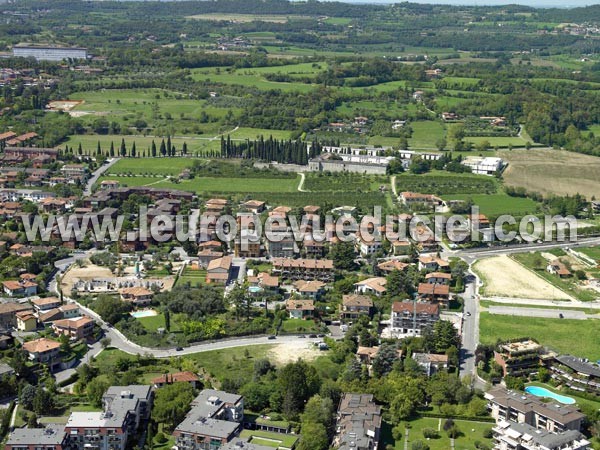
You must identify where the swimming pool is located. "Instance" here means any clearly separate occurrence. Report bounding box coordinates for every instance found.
[130,309,158,319]
[525,386,576,405]
[248,286,263,294]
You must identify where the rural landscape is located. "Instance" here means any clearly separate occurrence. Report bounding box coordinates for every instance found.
[0,1,599,450]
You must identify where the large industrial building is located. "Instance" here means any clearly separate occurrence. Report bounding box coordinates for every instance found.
[12,44,88,61]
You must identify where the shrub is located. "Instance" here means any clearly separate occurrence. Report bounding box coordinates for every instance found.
[422,428,440,439]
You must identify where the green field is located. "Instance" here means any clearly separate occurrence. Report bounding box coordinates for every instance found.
[102,174,300,193]
[388,417,493,450]
[239,430,299,449]
[279,318,322,333]
[577,246,600,262]
[479,312,600,360]
[109,157,195,175]
[465,135,533,148]
[177,267,207,287]
[137,313,167,331]
[443,193,539,217]
[408,120,446,149]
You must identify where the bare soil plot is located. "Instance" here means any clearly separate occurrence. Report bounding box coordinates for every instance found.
[267,342,321,364]
[500,149,600,198]
[475,254,574,301]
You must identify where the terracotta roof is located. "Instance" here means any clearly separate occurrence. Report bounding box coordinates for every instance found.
[23,337,60,353]
[378,260,409,272]
[16,311,36,321]
[39,308,63,323]
[418,283,450,296]
[273,258,333,270]
[418,255,450,267]
[342,294,373,307]
[356,346,379,357]
[286,299,315,311]
[52,316,93,329]
[392,301,440,315]
[207,255,232,271]
[293,280,326,293]
[31,297,60,307]
[120,287,153,297]
[425,272,452,280]
[303,205,321,214]
[354,277,387,293]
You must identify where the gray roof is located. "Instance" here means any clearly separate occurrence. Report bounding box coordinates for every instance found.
[556,355,600,378]
[220,440,273,450]
[66,410,128,429]
[189,389,243,418]
[103,385,152,402]
[6,424,66,446]
[176,415,239,439]
[509,422,587,450]
[0,362,14,376]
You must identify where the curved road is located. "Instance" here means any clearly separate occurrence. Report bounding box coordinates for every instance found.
[84,157,121,196]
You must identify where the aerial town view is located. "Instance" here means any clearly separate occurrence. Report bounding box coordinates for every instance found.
[0,0,600,449]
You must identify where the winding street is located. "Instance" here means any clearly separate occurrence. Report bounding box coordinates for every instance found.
[84,157,121,196]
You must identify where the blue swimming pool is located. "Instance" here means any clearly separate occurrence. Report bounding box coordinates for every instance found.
[130,309,158,319]
[525,386,576,405]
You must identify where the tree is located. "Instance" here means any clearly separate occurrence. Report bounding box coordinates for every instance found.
[78,143,83,156]
[297,422,329,450]
[33,386,54,415]
[164,309,171,332]
[27,412,39,428]
[330,241,357,271]
[431,320,460,353]
[120,138,127,157]
[276,360,321,420]
[151,140,157,157]
[94,294,129,325]
[100,337,112,349]
[87,378,110,408]
[182,142,188,156]
[20,384,37,410]
[109,141,115,157]
[131,141,137,158]
[372,343,400,377]
[240,382,274,412]
[160,139,166,157]
[152,382,195,431]
[301,395,334,431]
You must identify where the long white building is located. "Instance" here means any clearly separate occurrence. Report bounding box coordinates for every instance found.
[13,45,88,61]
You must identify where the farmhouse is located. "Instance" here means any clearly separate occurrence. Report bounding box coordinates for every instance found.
[23,337,61,371]
[400,191,443,207]
[2,279,38,297]
[547,260,572,278]
[120,287,154,305]
[152,371,201,389]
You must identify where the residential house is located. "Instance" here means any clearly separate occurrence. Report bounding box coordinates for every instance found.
[31,296,61,312]
[356,346,379,366]
[16,310,37,331]
[494,340,542,377]
[293,280,326,300]
[247,272,279,295]
[272,258,334,282]
[547,260,572,278]
[206,256,233,284]
[400,191,443,208]
[492,420,590,450]
[390,301,440,337]
[242,200,265,214]
[417,283,450,305]
[52,316,95,340]
[173,389,244,450]
[60,164,87,180]
[392,240,411,256]
[120,287,154,306]
[485,386,585,433]
[332,394,381,450]
[198,250,224,268]
[412,353,448,376]
[303,239,325,258]
[285,299,315,319]
[59,303,81,319]
[418,255,450,271]
[23,338,61,371]
[354,277,387,296]
[0,302,33,328]
[425,272,451,284]
[152,371,201,389]
[340,294,373,321]
[2,279,37,297]
[5,424,69,450]
[377,259,409,274]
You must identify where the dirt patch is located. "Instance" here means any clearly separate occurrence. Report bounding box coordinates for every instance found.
[268,342,322,365]
[475,254,574,301]
[500,149,600,198]
[46,100,84,111]
[60,262,113,294]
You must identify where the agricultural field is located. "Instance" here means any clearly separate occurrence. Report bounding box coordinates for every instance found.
[442,193,539,217]
[109,158,195,176]
[479,312,600,360]
[177,266,207,287]
[500,149,600,198]
[407,120,446,149]
[474,255,573,301]
[464,135,532,148]
[395,172,498,196]
[186,13,316,22]
[303,172,387,192]
[577,246,600,262]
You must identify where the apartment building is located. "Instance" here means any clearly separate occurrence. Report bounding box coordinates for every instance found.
[493,420,590,450]
[271,258,334,282]
[5,424,69,450]
[485,387,585,433]
[332,394,382,450]
[390,301,440,337]
[494,340,542,377]
[173,390,244,450]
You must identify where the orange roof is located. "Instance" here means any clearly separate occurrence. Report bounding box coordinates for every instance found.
[392,301,439,315]
[120,287,153,297]
[31,297,60,307]
[207,255,232,271]
[417,283,450,296]
[286,299,315,311]
[293,280,326,293]
[342,294,373,307]
[23,337,60,353]
[425,272,451,280]
[378,260,409,272]
[273,258,333,270]
[2,280,22,290]
[354,277,387,293]
[52,316,93,329]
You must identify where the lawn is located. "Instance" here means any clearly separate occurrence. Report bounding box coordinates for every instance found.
[279,318,321,333]
[408,120,446,149]
[513,252,598,302]
[239,430,299,449]
[479,312,600,360]
[109,157,196,175]
[443,193,539,217]
[137,313,167,331]
[387,417,493,450]
[577,246,600,262]
[465,135,533,148]
[177,267,207,287]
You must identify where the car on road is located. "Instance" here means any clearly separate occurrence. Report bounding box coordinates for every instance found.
[559,313,564,319]
[317,333,325,338]
[175,346,184,351]
[267,335,276,340]
[308,334,317,338]
[298,334,306,338]
[465,312,471,317]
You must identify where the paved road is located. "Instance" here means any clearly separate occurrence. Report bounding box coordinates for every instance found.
[481,296,600,309]
[84,157,121,196]
[459,275,479,381]
[487,306,589,320]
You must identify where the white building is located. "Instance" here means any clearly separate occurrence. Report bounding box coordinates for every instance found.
[13,45,88,61]
[462,156,504,176]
